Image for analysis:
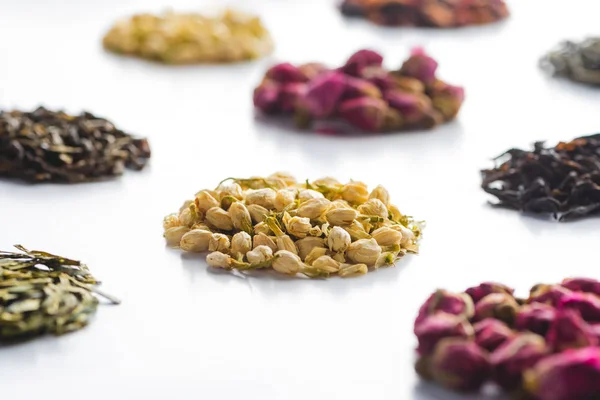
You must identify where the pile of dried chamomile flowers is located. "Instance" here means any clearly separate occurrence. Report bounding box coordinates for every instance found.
[163,173,423,278]
[103,9,274,64]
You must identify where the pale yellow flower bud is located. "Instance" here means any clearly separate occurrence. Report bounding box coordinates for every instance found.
[368,185,390,206]
[195,190,220,212]
[340,181,369,205]
[179,200,193,213]
[343,220,371,240]
[339,263,368,277]
[228,202,252,233]
[206,251,232,269]
[327,226,351,252]
[254,222,272,236]
[191,223,210,231]
[209,233,230,252]
[163,214,180,230]
[357,198,388,218]
[346,238,381,266]
[375,252,397,268]
[218,183,244,200]
[274,189,296,212]
[246,245,273,264]
[298,189,324,202]
[305,247,328,265]
[180,229,212,252]
[371,226,403,246]
[245,188,277,209]
[178,207,194,227]
[311,255,340,273]
[231,231,252,256]
[295,237,326,261]
[312,177,341,188]
[397,225,416,246]
[285,216,312,238]
[268,172,297,187]
[332,252,346,263]
[206,207,234,231]
[253,232,277,252]
[247,204,269,223]
[388,204,402,222]
[296,197,331,220]
[164,226,190,247]
[276,235,298,254]
[272,250,302,275]
[326,208,358,226]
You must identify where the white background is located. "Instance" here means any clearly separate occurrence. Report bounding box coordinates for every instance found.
[0,0,599,398]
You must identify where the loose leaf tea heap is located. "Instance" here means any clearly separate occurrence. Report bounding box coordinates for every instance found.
[413,278,600,400]
[103,9,274,64]
[541,38,600,86]
[0,107,151,183]
[0,245,119,340]
[253,48,464,133]
[481,134,600,221]
[163,173,423,278]
[340,0,509,28]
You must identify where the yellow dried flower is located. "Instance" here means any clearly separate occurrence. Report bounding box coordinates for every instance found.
[285,216,312,238]
[247,204,269,223]
[231,231,252,257]
[274,189,296,212]
[272,250,302,275]
[178,207,195,227]
[207,252,233,269]
[296,197,331,220]
[311,255,340,273]
[276,235,298,254]
[298,189,325,202]
[327,226,351,252]
[388,204,403,222]
[340,181,369,204]
[163,214,180,230]
[195,190,220,213]
[228,202,252,233]
[253,232,277,252]
[245,188,277,209]
[346,238,382,266]
[209,233,230,252]
[295,237,326,261]
[254,222,272,236]
[358,198,388,218]
[206,207,234,231]
[180,229,212,252]
[268,172,297,187]
[339,263,369,277]
[368,185,390,206]
[246,245,273,264]
[326,208,358,226]
[164,226,190,247]
[371,226,403,246]
[343,220,371,240]
[305,247,328,265]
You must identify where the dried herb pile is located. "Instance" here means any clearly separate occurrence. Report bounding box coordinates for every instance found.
[541,38,600,86]
[163,173,423,278]
[253,48,464,133]
[481,134,600,221]
[414,278,600,400]
[340,0,509,28]
[0,245,119,340]
[103,9,274,64]
[0,107,151,183]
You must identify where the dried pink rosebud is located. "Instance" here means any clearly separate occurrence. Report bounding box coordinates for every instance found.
[343,76,382,100]
[490,333,549,390]
[515,303,556,337]
[385,91,432,124]
[359,66,393,91]
[430,338,491,391]
[561,278,600,296]
[524,347,600,400]
[414,289,474,331]
[253,81,281,114]
[342,49,384,76]
[303,71,346,118]
[474,293,520,325]
[559,292,600,323]
[529,284,572,307]
[414,313,474,356]
[338,97,388,132]
[429,81,465,120]
[473,319,514,353]
[399,48,438,85]
[465,282,514,304]
[266,63,308,83]
[547,309,598,352]
[298,63,328,80]
[279,83,307,113]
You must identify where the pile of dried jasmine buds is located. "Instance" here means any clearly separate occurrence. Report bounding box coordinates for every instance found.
[103,9,274,64]
[163,173,422,278]
[253,48,464,133]
[414,278,600,400]
[340,0,509,28]
[540,38,600,86]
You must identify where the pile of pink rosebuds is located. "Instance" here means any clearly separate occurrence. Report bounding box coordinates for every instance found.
[414,279,600,400]
[253,48,464,133]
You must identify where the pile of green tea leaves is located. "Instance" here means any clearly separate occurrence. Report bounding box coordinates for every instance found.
[0,245,119,340]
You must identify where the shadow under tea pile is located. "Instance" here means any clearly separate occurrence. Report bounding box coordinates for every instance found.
[103,9,273,64]
[163,173,423,278]
[0,107,151,183]
[0,246,119,340]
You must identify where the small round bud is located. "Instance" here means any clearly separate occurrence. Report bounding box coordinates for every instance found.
[272,250,302,275]
[327,226,351,253]
[246,245,273,264]
[206,207,234,231]
[346,238,382,266]
[180,229,212,252]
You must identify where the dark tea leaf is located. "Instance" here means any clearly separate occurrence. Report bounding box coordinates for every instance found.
[0,245,119,340]
[0,107,151,183]
[481,134,600,221]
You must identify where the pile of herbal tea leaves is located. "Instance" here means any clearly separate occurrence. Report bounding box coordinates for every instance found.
[541,38,600,86]
[481,133,600,221]
[103,9,274,64]
[0,245,119,340]
[0,107,151,183]
[164,173,423,278]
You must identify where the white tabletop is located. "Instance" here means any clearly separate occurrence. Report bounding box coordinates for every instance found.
[0,0,599,399]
